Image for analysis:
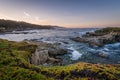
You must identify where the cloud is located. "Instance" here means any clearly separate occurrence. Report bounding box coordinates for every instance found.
[35,17,40,21]
[23,12,31,17]
[22,12,51,25]
[34,16,49,22]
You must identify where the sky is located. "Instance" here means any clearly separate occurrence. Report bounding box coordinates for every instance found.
[0,0,120,28]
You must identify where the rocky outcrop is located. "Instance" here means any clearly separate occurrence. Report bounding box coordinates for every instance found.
[71,32,120,47]
[98,52,109,58]
[30,42,67,65]
[31,49,49,65]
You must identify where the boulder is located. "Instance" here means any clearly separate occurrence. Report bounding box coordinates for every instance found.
[31,48,49,65]
[48,57,61,63]
[37,42,68,56]
[98,52,109,59]
[30,41,68,65]
[48,47,67,56]
[71,32,120,47]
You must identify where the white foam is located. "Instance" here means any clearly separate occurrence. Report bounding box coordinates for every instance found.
[68,47,82,60]
[104,48,109,51]
[105,43,120,47]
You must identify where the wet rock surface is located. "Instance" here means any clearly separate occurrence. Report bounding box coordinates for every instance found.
[98,52,109,58]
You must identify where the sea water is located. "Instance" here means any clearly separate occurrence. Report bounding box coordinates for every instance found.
[0,28,120,64]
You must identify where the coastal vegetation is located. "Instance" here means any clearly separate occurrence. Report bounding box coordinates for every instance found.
[0,0,120,79]
[95,27,120,34]
[0,38,120,80]
[0,19,58,33]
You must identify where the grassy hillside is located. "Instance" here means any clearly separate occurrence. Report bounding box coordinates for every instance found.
[0,39,120,80]
[0,19,58,32]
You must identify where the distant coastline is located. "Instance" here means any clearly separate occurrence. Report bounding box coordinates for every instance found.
[0,19,62,33]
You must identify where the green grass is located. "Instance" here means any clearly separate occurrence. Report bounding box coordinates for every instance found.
[0,39,120,80]
[95,27,120,34]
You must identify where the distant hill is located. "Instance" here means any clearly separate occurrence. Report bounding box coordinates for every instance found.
[0,19,60,32]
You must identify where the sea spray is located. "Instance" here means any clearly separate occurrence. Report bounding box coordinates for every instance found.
[68,47,82,60]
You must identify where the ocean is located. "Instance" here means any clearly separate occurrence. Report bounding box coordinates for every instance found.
[0,28,120,64]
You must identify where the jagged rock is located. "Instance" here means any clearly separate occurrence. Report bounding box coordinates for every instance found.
[82,32,106,37]
[31,49,49,65]
[88,41,103,47]
[37,42,67,56]
[98,52,108,58]
[48,57,61,63]
[30,42,68,65]
[48,47,67,56]
[71,32,120,47]
[62,41,69,44]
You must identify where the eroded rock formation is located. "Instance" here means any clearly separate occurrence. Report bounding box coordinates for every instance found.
[71,32,120,47]
[30,42,67,65]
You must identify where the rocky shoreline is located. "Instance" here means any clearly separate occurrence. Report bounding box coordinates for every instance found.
[0,28,120,80]
[1,27,119,65]
[71,28,120,47]
[26,41,68,66]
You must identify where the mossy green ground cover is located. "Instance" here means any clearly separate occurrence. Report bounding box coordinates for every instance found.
[0,39,120,80]
[95,27,120,34]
